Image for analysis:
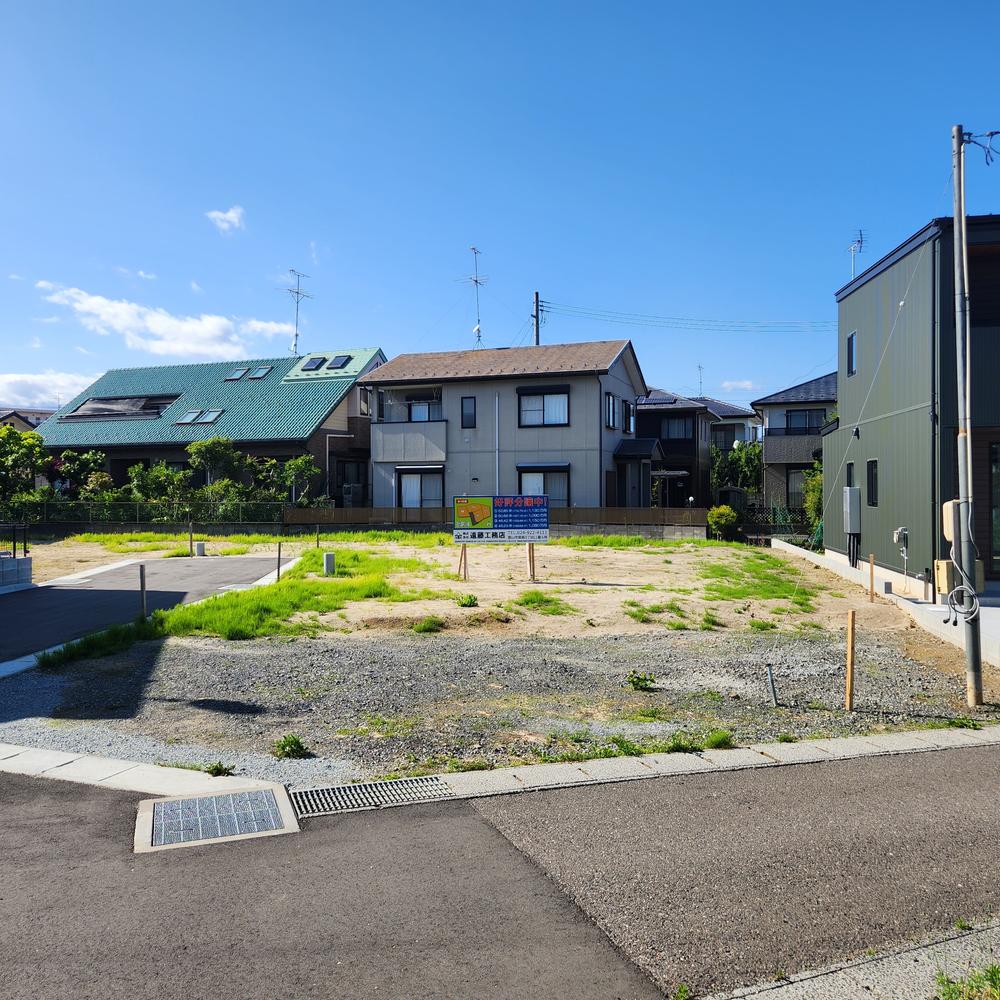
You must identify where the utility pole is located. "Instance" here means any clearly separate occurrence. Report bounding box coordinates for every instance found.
[951,123,983,707]
[533,291,540,346]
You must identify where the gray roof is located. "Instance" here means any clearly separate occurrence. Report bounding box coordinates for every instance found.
[636,388,705,411]
[613,438,664,460]
[691,396,756,419]
[751,372,837,408]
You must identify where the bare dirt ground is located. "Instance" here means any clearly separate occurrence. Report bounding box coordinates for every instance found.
[8,533,1000,782]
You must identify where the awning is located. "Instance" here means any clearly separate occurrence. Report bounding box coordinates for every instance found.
[613,438,664,460]
[515,461,571,472]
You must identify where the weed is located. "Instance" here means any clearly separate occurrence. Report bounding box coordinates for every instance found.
[935,965,1000,1000]
[510,590,575,615]
[703,729,734,750]
[621,704,674,723]
[806,699,828,711]
[272,733,311,759]
[456,593,479,608]
[700,550,817,611]
[670,987,692,1000]
[748,619,776,631]
[955,917,973,931]
[948,716,982,730]
[623,600,654,623]
[412,615,445,633]
[626,669,656,692]
[700,610,722,630]
[205,761,235,776]
[337,713,418,739]
[666,620,689,630]
[219,545,251,555]
[776,732,798,743]
[665,730,704,753]
[36,616,164,669]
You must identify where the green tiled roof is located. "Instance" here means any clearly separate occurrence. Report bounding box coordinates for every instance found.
[37,348,384,449]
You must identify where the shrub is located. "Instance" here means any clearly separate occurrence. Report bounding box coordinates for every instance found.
[703,729,734,750]
[456,593,479,608]
[272,733,311,759]
[412,615,445,633]
[626,669,656,692]
[205,761,235,777]
[707,504,740,541]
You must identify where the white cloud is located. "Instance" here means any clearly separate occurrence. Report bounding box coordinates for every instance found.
[138,270,157,280]
[0,371,96,408]
[239,319,294,338]
[190,280,203,294]
[75,345,93,355]
[206,205,245,234]
[32,315,61,324]
[8,273,23,281]
[309,240,319,265]
[116,267,158,280]
[30,336,42,349]
[40,283,249,359]
[721,379,755,392]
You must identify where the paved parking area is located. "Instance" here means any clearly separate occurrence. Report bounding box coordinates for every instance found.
[0,557,281,664]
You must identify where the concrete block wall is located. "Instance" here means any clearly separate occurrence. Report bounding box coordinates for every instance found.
[0,557,32,588]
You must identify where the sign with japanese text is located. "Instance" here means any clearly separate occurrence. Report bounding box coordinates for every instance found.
[453,495,550,543]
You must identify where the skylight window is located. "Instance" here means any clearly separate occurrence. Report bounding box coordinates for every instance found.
[63,395,180,421]
[247,365,272,379]
[302,357,327,371]
[194,409,224,424]
[225,367,249,381]
[327,354,352,370]
[176,410,202,424]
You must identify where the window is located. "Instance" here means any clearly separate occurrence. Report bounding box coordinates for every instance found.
[359,387,371,417]
[377,389,385,421]
[461,396,476,429]
[327,355,352,370]
[663,416,693,439]
[787,467,809,508]
[225,367,249,381]
[519,392,569,427]
[177,410,202,424]
[622,399,635,434]
[399,471,443,508]
[302,357,327,371]
[847,331,857,377]
[194,409,223,424]
[247,365,272,379]
[785,409,826,434]
[712,425,737,450]
[605,393,618,429]
[867,460,878,506]
[846,462,854,488]
[519,469,570,507]
[410,401,431,422]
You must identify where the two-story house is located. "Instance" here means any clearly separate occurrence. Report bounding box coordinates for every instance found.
[357,340,651,509]
[635,390,715,507]
[1,408,55,432]
[37,348,385,501]
[752,373,837,509]
[691,397,761,450]
[823,213,1000,587]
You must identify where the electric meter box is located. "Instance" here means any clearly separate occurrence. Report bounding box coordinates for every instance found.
[942,499,958,542]
[843,486,861,534]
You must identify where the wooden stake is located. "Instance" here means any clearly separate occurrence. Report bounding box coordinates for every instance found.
[845,609,856,711]
[530,542,536,581]
[139,563,147,619]
[277,540,282,581]
[869,553,875,602]
[457,543,468,580]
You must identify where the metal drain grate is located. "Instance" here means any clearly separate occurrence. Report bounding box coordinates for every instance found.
[290,775,454,818]
[152,789,284,847]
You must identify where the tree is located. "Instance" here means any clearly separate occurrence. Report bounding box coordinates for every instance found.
[186,437,247,484]
[0,426,47,497]
[126,461,191,501]
[710,440,763,496]
[53,449,107,496]
[802,460,823,537]
[282,455,322,503]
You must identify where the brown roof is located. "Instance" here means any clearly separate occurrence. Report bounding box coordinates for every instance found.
[358,340,631,385]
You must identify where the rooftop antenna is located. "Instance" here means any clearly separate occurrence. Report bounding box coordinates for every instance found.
[464,246,488,348]
[697,363,704,396]
[282,268,313,355]
[848,230,866,279]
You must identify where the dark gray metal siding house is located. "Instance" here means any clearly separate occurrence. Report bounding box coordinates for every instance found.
[822,214,1000,586]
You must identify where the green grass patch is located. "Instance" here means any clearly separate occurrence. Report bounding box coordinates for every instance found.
[620,703,674,723]
[666,619,689,630]
[703,729,735,750]
[936,964,1000,999]
[412,615,445,633]
[776,732,799,743]
[625,669,656,692]
[699,550,817,611]
[700,610,722,630]
[748,618,777,631]
[272,733,311,759]
[219,544,250,555]
[157,760,234,776]
[510,589,575,615]
[36,616,164,669]
[918,716,983,731]
[337,713,418,739]
[456,593,479,608]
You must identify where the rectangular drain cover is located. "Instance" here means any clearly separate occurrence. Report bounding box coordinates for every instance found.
[153,789,284,846]
[290,775,453,818]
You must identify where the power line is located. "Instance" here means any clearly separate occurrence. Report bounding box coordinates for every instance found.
[539,300,835,333]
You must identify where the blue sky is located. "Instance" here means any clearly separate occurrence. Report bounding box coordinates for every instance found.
[2,0,999,409]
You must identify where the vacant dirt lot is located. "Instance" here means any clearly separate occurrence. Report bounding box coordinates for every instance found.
[7,532,999,783]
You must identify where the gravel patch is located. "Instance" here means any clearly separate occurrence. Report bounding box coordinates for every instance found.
[1,627,996,785]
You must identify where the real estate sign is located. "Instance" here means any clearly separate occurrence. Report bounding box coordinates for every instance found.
[453,495,549,543]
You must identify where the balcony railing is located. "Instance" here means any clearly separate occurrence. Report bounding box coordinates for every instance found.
[380,401,443,423]
[764,427,823,437]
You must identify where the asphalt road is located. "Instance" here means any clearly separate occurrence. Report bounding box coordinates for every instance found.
[0,772,659,1000]
[4,748,999,999]
[475,746,1000,995]
[0,557,281,662]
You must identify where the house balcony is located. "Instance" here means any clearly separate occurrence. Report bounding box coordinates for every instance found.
[762,430,821,465]
[371,420,447,464]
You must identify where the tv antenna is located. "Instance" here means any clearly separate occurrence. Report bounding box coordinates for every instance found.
[281,268,313,355]
[463,246,488,348]
[697,363,704,396]
[848,230,866,279]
